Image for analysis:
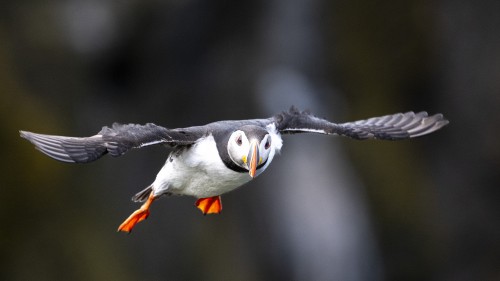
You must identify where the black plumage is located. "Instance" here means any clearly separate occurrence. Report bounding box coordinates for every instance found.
[19,107,448,164]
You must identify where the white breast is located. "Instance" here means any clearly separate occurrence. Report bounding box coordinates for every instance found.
[151,135,252,198]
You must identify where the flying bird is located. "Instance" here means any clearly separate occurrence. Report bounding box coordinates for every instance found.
[20,107,448,233]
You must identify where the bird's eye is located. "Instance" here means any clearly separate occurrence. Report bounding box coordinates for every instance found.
[236,135,243,146]
[265,139,271,150]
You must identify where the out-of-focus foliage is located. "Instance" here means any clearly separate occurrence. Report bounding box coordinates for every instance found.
[1,0,499,280]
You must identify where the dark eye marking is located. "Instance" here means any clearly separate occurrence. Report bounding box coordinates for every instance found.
[265,139,271,149]
[236,135,243,146]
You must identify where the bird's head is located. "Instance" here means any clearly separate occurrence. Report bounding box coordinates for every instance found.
[227,125,273,178]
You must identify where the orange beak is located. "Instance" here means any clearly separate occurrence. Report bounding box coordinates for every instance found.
[248,141,259,178]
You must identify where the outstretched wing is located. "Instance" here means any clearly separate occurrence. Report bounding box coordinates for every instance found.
[20,123,206,163]
[273,107,448,140]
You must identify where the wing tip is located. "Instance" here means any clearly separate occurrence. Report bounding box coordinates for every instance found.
[19,131,76,163]
[407,112,449,138]
[19,130,32,140]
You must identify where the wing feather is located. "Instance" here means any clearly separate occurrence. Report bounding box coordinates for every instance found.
[273,107,448,140]
[20,123,205,163]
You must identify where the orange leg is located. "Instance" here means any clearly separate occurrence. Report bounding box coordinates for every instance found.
[118,193,156,233]
[195,196,222,215]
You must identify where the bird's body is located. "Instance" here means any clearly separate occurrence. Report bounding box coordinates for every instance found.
[154,134,250,198]
[151,130,275,198]
[134,121,282,201]
[20,107,448,232]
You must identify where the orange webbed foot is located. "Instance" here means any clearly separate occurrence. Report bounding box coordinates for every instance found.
[195,196,222,215]
[118,193,155,233]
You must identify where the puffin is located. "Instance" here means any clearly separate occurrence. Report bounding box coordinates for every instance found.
[19,107,448,233]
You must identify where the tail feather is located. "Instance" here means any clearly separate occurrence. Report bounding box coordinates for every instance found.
[132,185,153,202]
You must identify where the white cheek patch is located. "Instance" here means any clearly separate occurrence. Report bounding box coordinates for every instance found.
[258,135,271,160]
[228,131,250,168]
[266,123,283,152]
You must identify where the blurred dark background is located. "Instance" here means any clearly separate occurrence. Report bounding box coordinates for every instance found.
[1,0,499,280]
